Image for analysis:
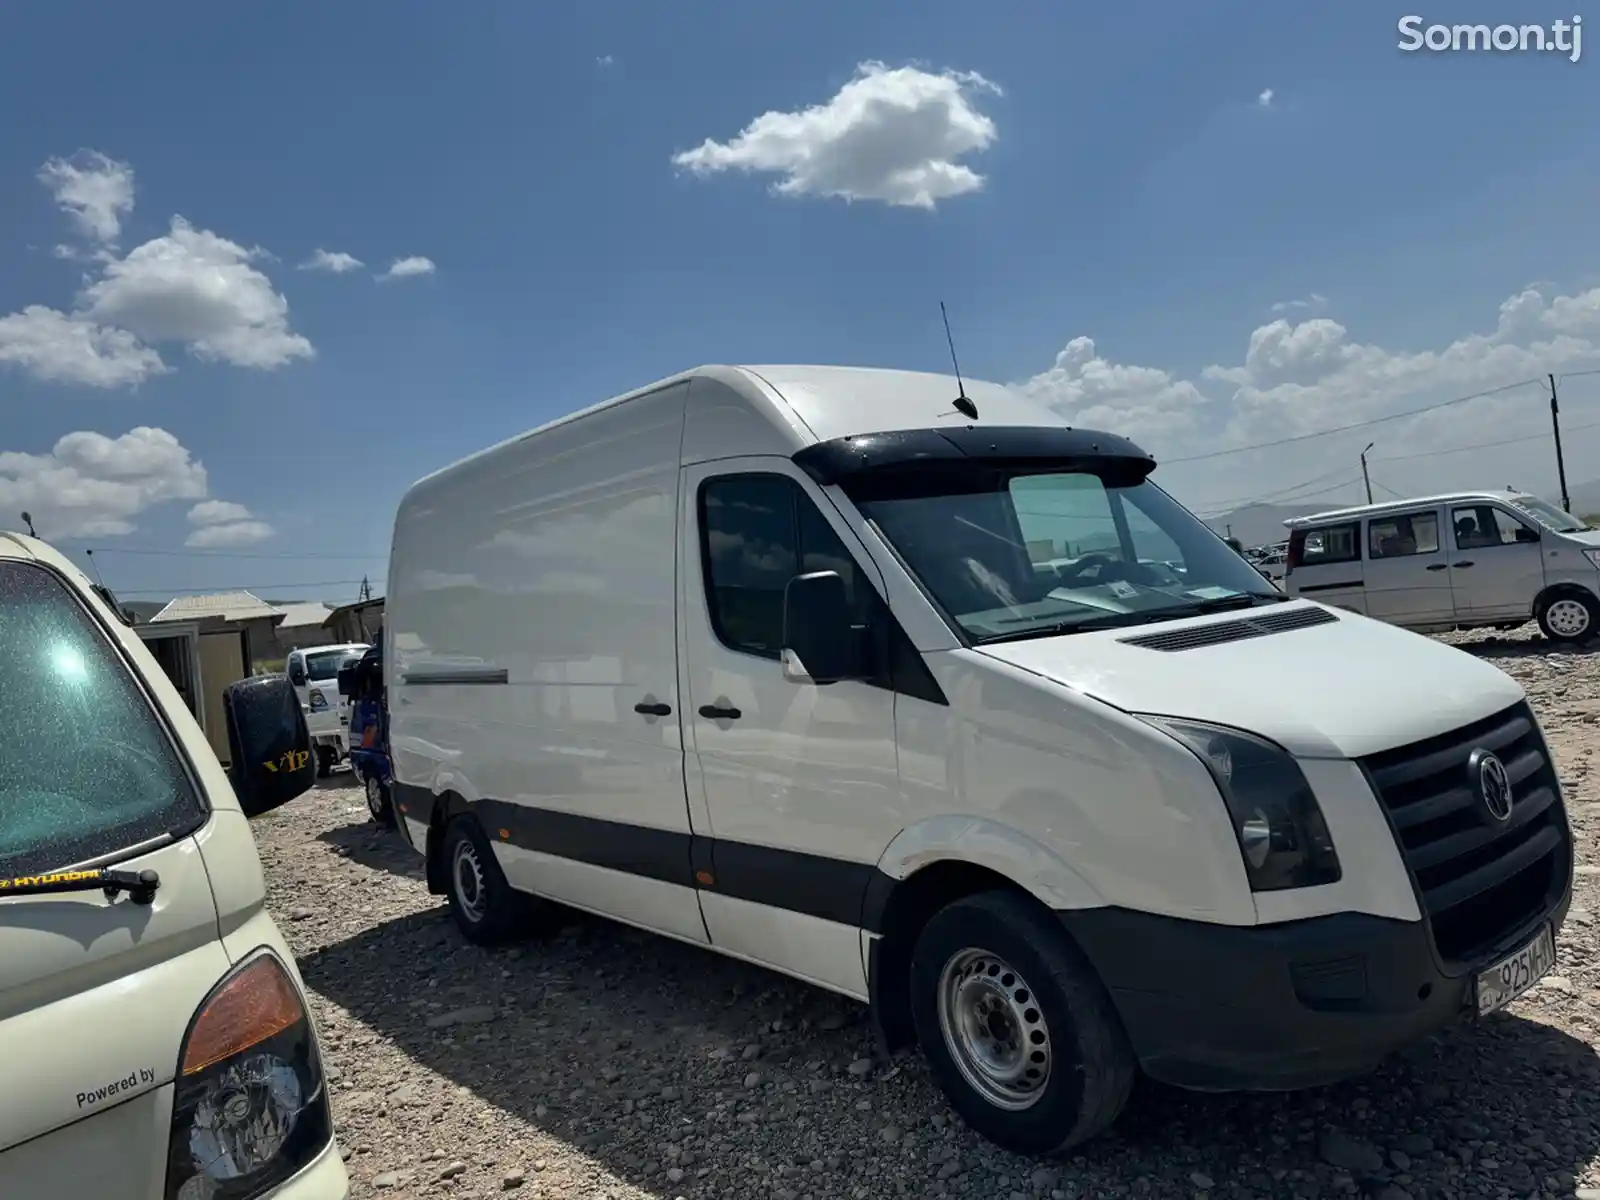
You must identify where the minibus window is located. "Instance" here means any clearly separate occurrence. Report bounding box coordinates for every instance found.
[0,562,205,877]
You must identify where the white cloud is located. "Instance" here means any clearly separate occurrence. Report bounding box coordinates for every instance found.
[186,519,275,548]
[596,54,614,67]
[1014,281,1600,514]
[672,60,1001,209]
[380,255,435,280]
[187,499,253,526]
[37,151,134,244]
[0,427,207,539]
[1257,88,1275,107]
[299,248,364,273]
[0,305,166,387]
[1271,292,1327,314]
[80,217,314,369]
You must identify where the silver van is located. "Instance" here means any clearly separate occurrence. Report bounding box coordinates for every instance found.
[1283,490,1600,641]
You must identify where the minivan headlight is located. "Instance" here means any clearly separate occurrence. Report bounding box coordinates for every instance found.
[308,689,328,712]
[1142,717,1341,892]
[165,952,332,1200]
[1582,548,1600,569]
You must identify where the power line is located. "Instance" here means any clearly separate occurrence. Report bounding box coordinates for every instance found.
[1163,377,1542,465]
[1372,418,1600,462]
[85,545,386,561]
[110,578,368,597]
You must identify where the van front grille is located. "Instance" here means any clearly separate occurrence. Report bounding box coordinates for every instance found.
[1358,701,1569,970]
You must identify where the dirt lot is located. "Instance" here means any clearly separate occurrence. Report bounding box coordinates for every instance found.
[258,627,1600,1200]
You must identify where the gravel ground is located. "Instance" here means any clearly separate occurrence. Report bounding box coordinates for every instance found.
[257,626,1600,1200]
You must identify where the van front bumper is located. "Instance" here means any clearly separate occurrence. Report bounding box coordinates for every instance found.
[1061,898,1570,1092]
[271,1137,349,1198]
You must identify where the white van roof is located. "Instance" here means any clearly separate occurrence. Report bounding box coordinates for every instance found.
[1284,490,1537,530]
[405,364,1073,495]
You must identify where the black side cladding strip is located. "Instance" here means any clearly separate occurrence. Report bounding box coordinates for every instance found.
[1295,581,1363,594]
[400,668,509,685]
[396,784,890,931]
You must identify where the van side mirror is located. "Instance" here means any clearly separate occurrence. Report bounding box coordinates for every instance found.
[288,663,306,686]
[780,570,864,685]
[1515,525,1541,544]
[336,663,359,697]
[223,675,316,818]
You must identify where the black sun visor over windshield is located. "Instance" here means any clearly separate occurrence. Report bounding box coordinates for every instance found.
[791,426,1157,489]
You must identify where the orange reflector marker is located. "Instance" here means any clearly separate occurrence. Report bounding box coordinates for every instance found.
[695,870,715,886]
[398,803,409,814]
[182,956,305,1076]
[499,829,511,840]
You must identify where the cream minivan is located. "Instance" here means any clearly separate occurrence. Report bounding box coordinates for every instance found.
[0,532,348,1198]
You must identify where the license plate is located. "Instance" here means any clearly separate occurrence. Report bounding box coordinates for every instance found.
[1475,924,1556,1017]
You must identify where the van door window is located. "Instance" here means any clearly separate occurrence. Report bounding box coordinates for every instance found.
[1293,523,1360,565]
[0,562,205,877]
[1450,504,1534,549]
[1368,512,1440,559]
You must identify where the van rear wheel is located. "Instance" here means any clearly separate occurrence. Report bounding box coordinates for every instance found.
[909,890,1135,1156]
[1536,589,1599,643]
[365,773,393,826]
[441,816,544,944]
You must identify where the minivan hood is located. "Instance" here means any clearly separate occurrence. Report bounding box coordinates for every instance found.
[977,602,1526,759]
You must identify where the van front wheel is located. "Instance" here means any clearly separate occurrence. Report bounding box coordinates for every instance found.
[909,890,1135,1156]
[1536,589,1600,643]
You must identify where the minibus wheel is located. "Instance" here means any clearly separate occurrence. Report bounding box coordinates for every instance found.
[1536,588,1600,643]
[442,816,530,944]
[365,772,394,826]
[909,890,1134,1155]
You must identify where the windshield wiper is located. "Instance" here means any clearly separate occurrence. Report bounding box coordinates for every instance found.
[0,867,160,905]
[972,592,1287,645]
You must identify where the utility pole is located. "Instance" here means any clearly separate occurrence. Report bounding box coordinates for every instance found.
[1550,373,1572,513]
[1360,443,1375,505]
[357,575,371,602]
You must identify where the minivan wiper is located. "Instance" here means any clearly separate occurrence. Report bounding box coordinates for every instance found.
[0,867,161,905]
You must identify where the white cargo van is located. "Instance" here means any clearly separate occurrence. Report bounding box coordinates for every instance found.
[287,644,370,775]
[383,366,1573,1155]
[1283,491,1600,642]
[0,532,348,1198]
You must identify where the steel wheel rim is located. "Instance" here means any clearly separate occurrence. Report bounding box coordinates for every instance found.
[452,839,487,922]
[365,775,385,818]
[935,947,1052,1111]
[1547,598,1589,637]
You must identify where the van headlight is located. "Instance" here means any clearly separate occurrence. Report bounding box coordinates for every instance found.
[165,952,332,1200]
[308,689,328,712]
[1142,717,1342,891]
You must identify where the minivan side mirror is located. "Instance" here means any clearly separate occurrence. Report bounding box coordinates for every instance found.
[780,570,865,685]
[223,674,316,818]
[336,663,359,697]
[288,662,306,686]
[1514,525,1541,544]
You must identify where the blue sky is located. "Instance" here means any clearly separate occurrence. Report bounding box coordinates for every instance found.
[2,1,1597,603]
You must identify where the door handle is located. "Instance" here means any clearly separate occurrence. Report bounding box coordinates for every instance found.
[698,704,742,721]
[633,701,672,717]
[1426,563,1448,571]
[1454,560,1475,568]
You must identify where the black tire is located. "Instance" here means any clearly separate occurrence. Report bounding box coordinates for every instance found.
[315,746,335,778]
[440,815,542,945]
[364,771,394,826]
[1535,588,1600,644]
[909,890,1135,1156]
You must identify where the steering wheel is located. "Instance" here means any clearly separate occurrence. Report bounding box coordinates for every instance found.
[1054,552,1121,583]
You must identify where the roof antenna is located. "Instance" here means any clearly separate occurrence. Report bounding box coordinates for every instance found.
[941,301,979,420]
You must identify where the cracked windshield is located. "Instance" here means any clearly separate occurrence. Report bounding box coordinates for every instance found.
[1,5,1597,1200]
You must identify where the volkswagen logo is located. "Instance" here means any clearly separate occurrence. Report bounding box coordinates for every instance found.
[1468,748,1514,823]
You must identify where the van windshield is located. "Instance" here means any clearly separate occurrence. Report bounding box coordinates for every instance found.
[0,562,205,878]
[1509,494,1589,534]
[846,468,1282,643]
[305,647,366,681]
